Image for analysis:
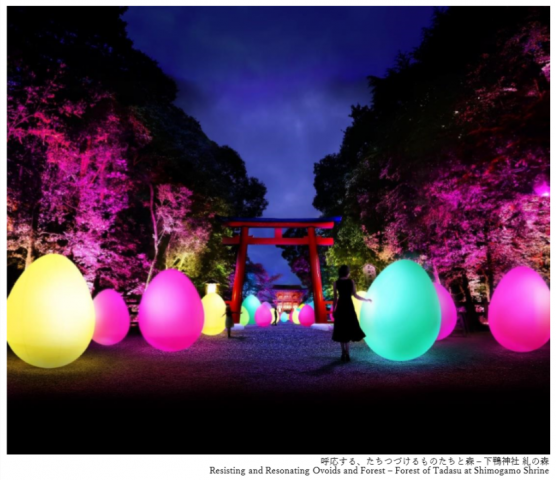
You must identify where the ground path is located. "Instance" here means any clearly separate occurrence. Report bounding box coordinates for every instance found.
[8,323,550,454]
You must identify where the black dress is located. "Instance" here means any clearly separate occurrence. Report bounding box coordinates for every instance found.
[332,279,366,343]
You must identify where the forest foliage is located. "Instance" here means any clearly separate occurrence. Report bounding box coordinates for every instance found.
[7,7,550,323]
[309,7,549,327]
[7,7,268,298]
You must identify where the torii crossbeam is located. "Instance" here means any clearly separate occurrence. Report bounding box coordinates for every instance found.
[221,217,341,324]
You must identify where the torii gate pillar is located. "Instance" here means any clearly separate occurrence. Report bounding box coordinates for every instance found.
[307,227,327,324]
[221,217,341,324]
[230,226,249,324]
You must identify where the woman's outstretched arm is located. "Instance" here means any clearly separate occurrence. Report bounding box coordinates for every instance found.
[333,281,338,311]
[352,280,372,302]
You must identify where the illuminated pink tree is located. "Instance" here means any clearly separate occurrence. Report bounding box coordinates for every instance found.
[146,183,213,286]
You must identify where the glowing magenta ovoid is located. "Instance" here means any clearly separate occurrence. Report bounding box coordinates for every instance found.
[489,266,550,352]
[434,283,457,340]
[299,305,315,327]
[139,269,204,351]
[255,304,272,327]
[534,182,550,197]
[93,289,130,346]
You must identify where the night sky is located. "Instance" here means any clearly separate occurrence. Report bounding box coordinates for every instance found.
[124,6,437,284]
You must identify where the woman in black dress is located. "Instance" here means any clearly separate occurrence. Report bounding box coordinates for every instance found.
[222,305,237,338]
[332,265,372,361]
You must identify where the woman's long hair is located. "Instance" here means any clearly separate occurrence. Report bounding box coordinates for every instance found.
[338,265,349,279]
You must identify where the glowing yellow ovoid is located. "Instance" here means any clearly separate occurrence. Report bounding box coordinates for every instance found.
[352,291,368,321]
[292,308,301,324]
[7,254,95,369]
[201,292,227,336]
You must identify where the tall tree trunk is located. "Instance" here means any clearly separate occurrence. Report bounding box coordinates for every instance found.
[433,262,440,283]
[461,271,481,332]
[146,183,158,287]
[25,235,34,268]
[24,203,39,268]
[483,272,491,304]
[484,247,495,319]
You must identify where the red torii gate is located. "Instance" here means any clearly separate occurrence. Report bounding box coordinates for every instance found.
[221,217,341,324]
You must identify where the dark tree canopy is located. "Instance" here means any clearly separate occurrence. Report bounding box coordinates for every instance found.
[8,6,177,105]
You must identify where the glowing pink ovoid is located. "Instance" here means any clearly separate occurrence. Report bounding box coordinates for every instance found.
[434,283,457,340]
[255,304,272,327]
[299,305,315,327]
[93,289,130,346]
[489,266,550,352]
[139,269,204,352]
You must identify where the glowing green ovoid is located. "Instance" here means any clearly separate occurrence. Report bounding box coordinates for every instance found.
[239,306,250,326]
[360,260,440,361]
[242,294,261,325]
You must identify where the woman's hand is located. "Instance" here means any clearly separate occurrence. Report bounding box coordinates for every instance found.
[366,298,372,303]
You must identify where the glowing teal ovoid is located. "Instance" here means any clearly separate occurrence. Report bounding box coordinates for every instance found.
[360,260,440,361]
[242,294,261,325]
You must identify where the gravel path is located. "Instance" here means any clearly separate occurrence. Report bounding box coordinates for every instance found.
[8,323,550,454]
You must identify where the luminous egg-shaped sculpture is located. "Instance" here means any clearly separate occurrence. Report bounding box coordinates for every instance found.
[242,295,261,325]
[489,266,550,352]
[280,312,289,322]
[139,269,204,351]
[7,254,95,368]
[289,309,294,322]
[434,283,457,340]
[292,308,301,325]
[255,304,272,327]
[201,292,227,336]
[351,291,367,321]
[270,308,276,323]
[360,260,440,361]
[240,306,250,326]
[299,305,315,327]
[93,289,130,346]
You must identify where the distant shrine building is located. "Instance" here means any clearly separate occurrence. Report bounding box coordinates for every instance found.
[273,285,304,312]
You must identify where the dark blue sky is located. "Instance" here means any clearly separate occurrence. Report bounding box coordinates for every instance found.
[124,6,437,284]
